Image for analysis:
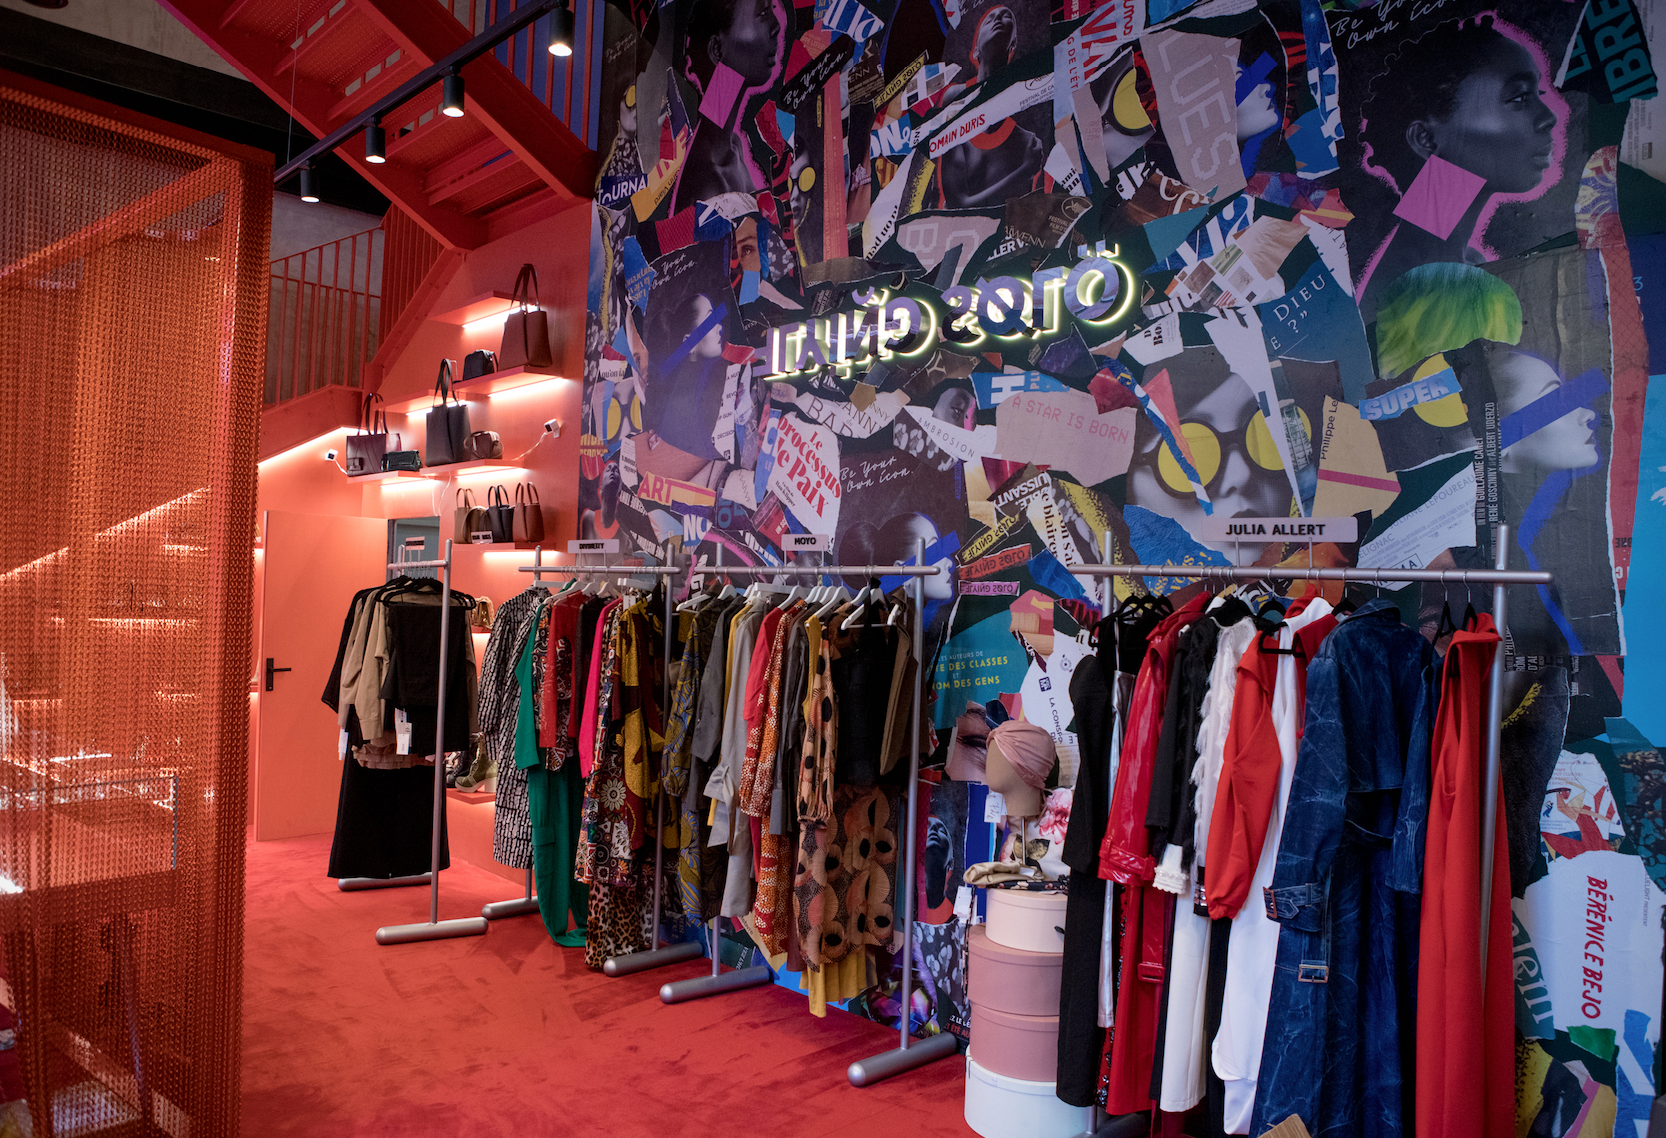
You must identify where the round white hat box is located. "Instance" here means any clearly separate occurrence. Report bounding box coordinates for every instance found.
[984,887,1067,954]
[964,1051,1081,1138]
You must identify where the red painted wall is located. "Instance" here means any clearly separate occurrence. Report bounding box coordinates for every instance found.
[251,199,592,848]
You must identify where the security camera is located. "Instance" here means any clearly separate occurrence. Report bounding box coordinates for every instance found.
[325,449,338,461]
[544,419,561,436]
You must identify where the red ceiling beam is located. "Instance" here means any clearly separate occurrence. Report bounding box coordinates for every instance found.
[353,0,596,209]
[158,0,488,250]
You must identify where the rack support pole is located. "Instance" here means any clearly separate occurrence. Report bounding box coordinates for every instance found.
[605,554,704,976]
[377,539,489,946]
[850,538,959,1086]
[1478,523,1511,985]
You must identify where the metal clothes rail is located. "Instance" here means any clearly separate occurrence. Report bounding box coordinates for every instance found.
[1067,524,1547,1138]
[668,545,960,1086]
[339,540,492,946]
[477,550,708,971]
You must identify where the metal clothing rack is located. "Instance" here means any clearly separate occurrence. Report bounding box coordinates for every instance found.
[488,549,707,972]
[1067,524,1550,1137]
[663,544,960,1084]
[339,540,491,946]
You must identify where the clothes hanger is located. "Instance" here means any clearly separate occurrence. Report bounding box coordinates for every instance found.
[813,582,851,621]
[678,577,721,612]
[840,579,882,630]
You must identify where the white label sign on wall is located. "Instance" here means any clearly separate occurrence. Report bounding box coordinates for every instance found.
[568,539,620,553]
[1196,516,1359,544]
[782,533,832,551]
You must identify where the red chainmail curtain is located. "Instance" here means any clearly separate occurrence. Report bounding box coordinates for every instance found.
[0,72,269,1137]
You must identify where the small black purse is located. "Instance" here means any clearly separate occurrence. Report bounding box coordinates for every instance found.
[461,349,497,382]
[381,432,421,472]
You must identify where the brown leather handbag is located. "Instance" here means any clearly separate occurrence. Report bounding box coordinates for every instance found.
[499,263,553,369]
[514,483,545,543]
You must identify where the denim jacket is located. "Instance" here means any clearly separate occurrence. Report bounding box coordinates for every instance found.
[1251,600,1437,1138]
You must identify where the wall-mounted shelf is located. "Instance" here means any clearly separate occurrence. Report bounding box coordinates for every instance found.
[349,468,429,482]
[382,365,565,413]
[431,290,517,326]
[428,458,523,478]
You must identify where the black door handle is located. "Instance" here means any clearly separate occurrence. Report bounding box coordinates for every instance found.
[264,658,292,692]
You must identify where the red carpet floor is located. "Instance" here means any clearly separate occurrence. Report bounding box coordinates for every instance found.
[243,832,971,1136]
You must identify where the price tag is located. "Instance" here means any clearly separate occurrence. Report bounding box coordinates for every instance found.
[395,708,411,755]
[338,729,349,761]
[954,885,974,921]
[983,789,1007,823]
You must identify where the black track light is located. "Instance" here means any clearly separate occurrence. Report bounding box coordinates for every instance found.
[365,119,386,164]
[299,164,320,203]
[441,71,466,118]
[548,6,574,57]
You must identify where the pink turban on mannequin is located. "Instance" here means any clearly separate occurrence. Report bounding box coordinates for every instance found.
[987,721,1056,788]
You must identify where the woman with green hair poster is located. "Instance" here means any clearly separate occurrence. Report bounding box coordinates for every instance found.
[1374,262,1523,380]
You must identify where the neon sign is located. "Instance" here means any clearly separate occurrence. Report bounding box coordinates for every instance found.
[760,243,1138,381]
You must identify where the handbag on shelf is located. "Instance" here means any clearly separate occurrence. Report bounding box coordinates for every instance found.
[499,263,553,369]
[460,349,497,382]
[466,502,494,543]
[425,359,471,467]
[454,489,490,544]
[345,393,388,476]
[487,484,515,544]
[513,483,545,544]
[463,430,502,461]
[381,432,420,472]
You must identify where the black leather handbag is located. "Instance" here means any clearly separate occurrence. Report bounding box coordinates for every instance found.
[345,393,388,476]
[461,349,497,382]
[487,484,515,543]
[381,432,421,472]
[425,359,471,467]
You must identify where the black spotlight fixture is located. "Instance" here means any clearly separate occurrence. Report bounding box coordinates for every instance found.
[365,118,386,164]
[441,70,466,118]
[548,6,574,56]
[299,164,320,203]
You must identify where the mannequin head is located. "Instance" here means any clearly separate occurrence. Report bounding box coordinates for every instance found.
[985,734,1042,817]
[985,720,1056,818]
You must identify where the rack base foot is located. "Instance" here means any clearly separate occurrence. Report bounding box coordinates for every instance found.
[338,873,432,892]
[480,896,540,920]
[602,940,705,977]
[848,1032,959,1086]
[659,965,771,1004]
[375,917,489,945]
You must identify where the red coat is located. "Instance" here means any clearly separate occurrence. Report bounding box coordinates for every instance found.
[1204,598,1334,920]
[1097,593,1206,1115]
[1416,616,1513,1138]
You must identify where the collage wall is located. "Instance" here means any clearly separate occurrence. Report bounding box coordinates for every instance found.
[580,0,1666,1126]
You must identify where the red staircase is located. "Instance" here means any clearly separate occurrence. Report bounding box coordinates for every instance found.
[164,0,602,251]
